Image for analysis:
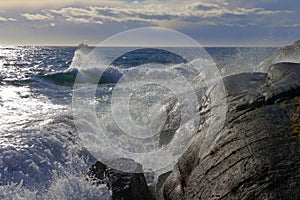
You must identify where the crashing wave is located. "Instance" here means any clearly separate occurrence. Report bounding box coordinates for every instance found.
[41,48,122,84]
[41,48,188,85]
[257,40,300,72]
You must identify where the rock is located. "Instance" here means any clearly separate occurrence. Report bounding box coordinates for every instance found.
[182,102,300,200]
[88,160,154,200]
[88,161,108,182]
[159,99,181,147]
[257,40,300,72]
[156,171,172,199]
[161,62,300,199]
[263,62,300,104]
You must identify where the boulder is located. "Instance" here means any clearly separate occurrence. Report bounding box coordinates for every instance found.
[161,62,300,199]
[88,160,154,200]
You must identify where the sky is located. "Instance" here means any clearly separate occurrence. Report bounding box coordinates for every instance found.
[0,0,299,46]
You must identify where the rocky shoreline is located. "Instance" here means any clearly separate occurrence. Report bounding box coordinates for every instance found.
[89,41,300,200]
[160,61,300,199]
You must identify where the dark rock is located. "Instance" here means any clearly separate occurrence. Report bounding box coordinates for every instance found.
[182,103,300,200]
[263,62,300,104]
[159,99,181,147]
[223,72,267,97]
[88,160,154,200]
[222,72,267,124]
[88,161,108,181]
[156,171,172,199]
[161,61,300,199]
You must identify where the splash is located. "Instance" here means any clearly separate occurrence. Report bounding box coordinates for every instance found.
[72,27,227,174]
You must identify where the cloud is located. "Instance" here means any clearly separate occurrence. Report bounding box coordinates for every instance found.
[15,0,296,29]
[0,16,17,22]
[45,2,291,26]
[186,2,221,10]
[0,0,126,9]
[21,13,53,21]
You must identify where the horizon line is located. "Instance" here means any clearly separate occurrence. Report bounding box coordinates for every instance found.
[0,44,284,48]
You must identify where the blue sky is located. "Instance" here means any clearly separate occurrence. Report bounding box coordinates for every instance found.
[0,0,299,46]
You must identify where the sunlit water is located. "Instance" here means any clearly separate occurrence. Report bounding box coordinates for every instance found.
[0,46,277,199]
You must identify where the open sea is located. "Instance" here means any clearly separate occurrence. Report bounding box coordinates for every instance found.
[0,46,278,199]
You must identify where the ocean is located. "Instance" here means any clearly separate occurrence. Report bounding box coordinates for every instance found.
[0,46,278,199]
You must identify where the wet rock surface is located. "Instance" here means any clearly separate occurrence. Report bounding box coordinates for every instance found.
[88,160,154,200]
[161,61,300,200]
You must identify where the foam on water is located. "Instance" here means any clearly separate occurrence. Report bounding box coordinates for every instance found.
[0,47,111,199]
[0,173,111,200]
[0,91,111,198]
[0,85,64,132]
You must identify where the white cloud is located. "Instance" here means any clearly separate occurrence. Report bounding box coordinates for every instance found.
[8,18,17,22]
[0,16,17,22]
[256,10,293,15]
[17,0,294,28]
[0,0,126,9]
[21,13,53,21]
[66,17,91,24]
[0,16,7,21]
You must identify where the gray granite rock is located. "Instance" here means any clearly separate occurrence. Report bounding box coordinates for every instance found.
[161,62,300,200]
